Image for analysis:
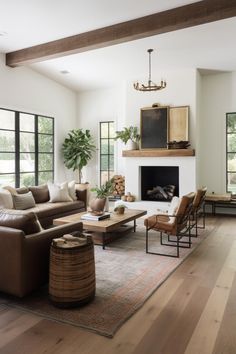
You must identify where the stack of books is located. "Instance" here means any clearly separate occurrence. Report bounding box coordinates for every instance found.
[81,212,111,221]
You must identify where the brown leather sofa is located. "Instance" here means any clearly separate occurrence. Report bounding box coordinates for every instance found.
[15,185,87,228]
[0,185,87,297]
[0,210,83,297]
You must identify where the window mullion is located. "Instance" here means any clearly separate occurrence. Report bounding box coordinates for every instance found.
[15,112,20,187]
[35,115,38,185]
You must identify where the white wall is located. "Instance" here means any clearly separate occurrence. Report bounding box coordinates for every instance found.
[77,69,198,191]
[0,54,77,182]
[77,85,126,186]
[198,71,234,193]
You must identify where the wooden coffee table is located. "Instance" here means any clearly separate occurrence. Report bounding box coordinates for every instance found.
[53,209,147,249]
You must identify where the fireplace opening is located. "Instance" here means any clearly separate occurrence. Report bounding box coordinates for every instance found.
[141,166,179,202]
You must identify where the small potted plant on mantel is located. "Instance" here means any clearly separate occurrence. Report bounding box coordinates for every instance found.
[114,126,140,150]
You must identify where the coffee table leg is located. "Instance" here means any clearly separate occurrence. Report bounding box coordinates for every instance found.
[102,233,105,250]
[134,219,136,232]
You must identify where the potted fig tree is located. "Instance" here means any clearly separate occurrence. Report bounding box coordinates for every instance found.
[62,129,96,186]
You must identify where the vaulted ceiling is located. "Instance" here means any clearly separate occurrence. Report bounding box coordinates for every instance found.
[1,0,236,91]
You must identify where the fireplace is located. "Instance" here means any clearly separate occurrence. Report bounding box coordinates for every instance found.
[141,166,179,202]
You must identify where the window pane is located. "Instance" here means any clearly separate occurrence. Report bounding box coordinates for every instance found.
[227,134,236,152]
[0,153,15,173]
[20,153,35,172]
[0,174,15,187]
[100,171,109,185]
[38,134,53,152]
[38,153,53,171]
[227,153,236,171]
[38,116,53,134]
[101,139,108,154]
[227,114,236,133]
[20,132,35,152]
[101,123,108,138]
[101,155,108,170]
[109,139,114,154]
[0,109,54,188]
[109,155,114,170]
[109,171,115,179]
[109,123,115,138]
[20,113,34,132]
[38,171,53,184]
[227,172,236,194]
[0,109,15,130]
[20,173,35,187]
[0,131,15,151]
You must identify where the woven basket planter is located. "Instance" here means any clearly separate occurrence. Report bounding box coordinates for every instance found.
[49,236,95,308]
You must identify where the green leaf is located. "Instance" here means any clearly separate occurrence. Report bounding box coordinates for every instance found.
[62,129,96,182]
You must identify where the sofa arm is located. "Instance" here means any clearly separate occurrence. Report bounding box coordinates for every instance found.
[28,221,83,240]
[21,221,84,296]
[0,226,25,297]
[0,222,83,297]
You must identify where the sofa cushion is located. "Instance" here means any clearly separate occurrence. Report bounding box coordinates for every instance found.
[0,209,41,235]
[68,180,77,201]
[48,182,73,202]
[0,189,14,209]
[29,184,50,203]
[29,200,85,219]
[12,191,36,210]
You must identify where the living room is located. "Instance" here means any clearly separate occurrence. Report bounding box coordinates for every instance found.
[0,1,236,353]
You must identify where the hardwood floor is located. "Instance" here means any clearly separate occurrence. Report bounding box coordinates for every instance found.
[0,215,236,354]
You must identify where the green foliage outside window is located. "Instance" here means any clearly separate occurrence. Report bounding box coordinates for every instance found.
[0,109,54,187]
[227,113,236,193]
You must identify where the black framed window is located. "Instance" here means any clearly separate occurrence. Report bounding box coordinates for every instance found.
[226,112,236,194]
[99,121,115,185]
[0,108,54,187]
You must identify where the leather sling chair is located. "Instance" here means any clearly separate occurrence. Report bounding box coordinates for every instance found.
[190,186,207,237]
[144,192,195,258]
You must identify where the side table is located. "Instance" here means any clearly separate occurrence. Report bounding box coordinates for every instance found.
[49,234,95,308]
[205,193,232,215]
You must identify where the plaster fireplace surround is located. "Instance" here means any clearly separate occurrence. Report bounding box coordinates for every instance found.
[115,154,196,216]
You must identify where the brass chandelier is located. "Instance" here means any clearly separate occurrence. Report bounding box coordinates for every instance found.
[133,49,166,92]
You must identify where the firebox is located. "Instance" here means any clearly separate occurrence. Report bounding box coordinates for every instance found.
[141,166,179,202]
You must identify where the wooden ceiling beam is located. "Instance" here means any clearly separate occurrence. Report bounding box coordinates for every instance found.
[6,0,236,67]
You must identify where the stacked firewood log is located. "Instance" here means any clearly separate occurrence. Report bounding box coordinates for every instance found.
[112,175,125,197]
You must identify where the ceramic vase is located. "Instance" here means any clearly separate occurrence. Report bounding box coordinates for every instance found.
[89,197,106,212]
[125,140,138,150]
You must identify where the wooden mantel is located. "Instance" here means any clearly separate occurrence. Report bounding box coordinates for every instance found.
[122,149,195,157]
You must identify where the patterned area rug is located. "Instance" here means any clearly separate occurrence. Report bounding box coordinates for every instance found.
[0,224,210,338]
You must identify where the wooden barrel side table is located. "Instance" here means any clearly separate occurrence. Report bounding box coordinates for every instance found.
[49,235,95,308]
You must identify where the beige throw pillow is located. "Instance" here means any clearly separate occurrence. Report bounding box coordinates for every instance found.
[48,182,73,202]
[68,180,77,201]
[0,189,14,209]
[168,196,180,224]
[12,191,36,210]
[3,185,17,195]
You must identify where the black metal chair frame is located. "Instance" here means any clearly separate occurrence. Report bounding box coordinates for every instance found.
[146,213,192,258]
[190,200,206,238]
